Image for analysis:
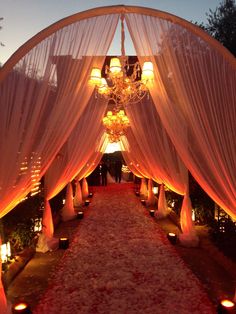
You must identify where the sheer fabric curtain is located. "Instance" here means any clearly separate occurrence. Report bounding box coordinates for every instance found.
[44,95,107,201]
[0,14,119,217]
[126,13,236,219]
[126,96,188,195]
[121,131,153,179]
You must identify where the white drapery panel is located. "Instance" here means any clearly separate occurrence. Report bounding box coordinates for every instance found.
[126,96,187,195]
[0,14,119,218]
[74,180,83,207]
[121,131,152,179]
[147,179,156,206]
[44,95,107,201]
[76,152,103,180]
[155,184,170,219]
[126,13,236,219]
[61,183,76,221]
[82,178,89,199]
[140,178,148,197]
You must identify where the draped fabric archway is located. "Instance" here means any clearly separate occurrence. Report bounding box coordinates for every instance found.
[0,5,235,220]
[125,12,236,219]
[0,13,119,217]
[0,5,235,310]
[126,96,188,195]
[0,4,234,236]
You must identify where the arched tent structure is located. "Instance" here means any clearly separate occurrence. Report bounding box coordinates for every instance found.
[0,5,235,221]
[0,4,235,310]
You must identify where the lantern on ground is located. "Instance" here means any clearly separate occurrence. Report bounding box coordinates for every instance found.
[167,233,177,245]
[59,238,69,250]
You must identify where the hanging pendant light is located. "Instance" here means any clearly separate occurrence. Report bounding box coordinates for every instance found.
[89,15,154,110]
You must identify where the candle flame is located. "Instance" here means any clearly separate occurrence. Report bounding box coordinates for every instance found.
[221,299,235,308]
[14,303,27,310]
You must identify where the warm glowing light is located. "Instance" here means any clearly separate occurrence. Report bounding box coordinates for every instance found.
[141,61,154,81]
[104,142,123,153]
[59,237,69,249]
[7,242,11,257]
[109,57,122,75]
[89,68,101,86]
[98,78,109,94]
[141,199,146,205]
[77,211,84,219]
[150,209,155,217]
[89,17,154,110]
[122,165,131,173]
[14,303,28,310]
[152,187,158,195]
[1,241,11,263]
[34,218,42,233]
[85,200,90,206]
[167,232,177,244]
[103,110,130,143]
[220,299,235,308]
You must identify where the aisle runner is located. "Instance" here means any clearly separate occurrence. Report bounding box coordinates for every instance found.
[34,184,214,314]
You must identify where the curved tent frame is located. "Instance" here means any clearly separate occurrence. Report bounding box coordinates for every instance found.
[0,5,235,82]
[0,5,235,219]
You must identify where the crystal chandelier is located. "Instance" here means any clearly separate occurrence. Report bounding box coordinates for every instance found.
[103,110,130,143]
[89,15,154,110]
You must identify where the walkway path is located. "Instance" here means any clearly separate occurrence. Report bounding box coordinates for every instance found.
[33,183,213,314]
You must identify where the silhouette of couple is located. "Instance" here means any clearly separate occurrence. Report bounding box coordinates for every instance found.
[101,159,123,185]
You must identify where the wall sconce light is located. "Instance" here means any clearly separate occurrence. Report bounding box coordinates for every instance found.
[77,211,84,219]
[167,233,177,245]
[88,192,93,198]
[12,302,31,314]
[149,209,155,217]
[62,198,66,205]
[152,187,158,195]
[1,241,11,263]
[84,200,90,206]
[59,238,69,250]
[135,191,140,196]
[141,199,146,206]
[34,218,42,233]
[217,299,235,313]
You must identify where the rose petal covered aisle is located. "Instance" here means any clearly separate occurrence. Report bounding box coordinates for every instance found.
[34,183,214,314]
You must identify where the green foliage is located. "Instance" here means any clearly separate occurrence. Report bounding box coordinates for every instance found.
[189,173,214,224]
[197,0,236,56]
[209,218,236,262]
[2,194,43,253]
[9,221,36,251]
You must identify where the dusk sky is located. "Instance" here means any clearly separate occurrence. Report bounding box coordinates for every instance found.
[1,0,221,64]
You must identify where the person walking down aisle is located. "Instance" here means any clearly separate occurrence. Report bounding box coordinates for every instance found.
[115,159,122,183]
[101,161,108,186]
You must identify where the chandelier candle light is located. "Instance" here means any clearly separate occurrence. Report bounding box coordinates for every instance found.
[103,110,130,142]
[89,15,154,110]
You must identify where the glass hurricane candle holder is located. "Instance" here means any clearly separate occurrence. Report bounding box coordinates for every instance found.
[84,200,90,206]
[167,233,177,245]
[59,237,69,250]
[149,209,155,217]
[217,299,235,313]
[12,302,31,314]
[77,211,84,219]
